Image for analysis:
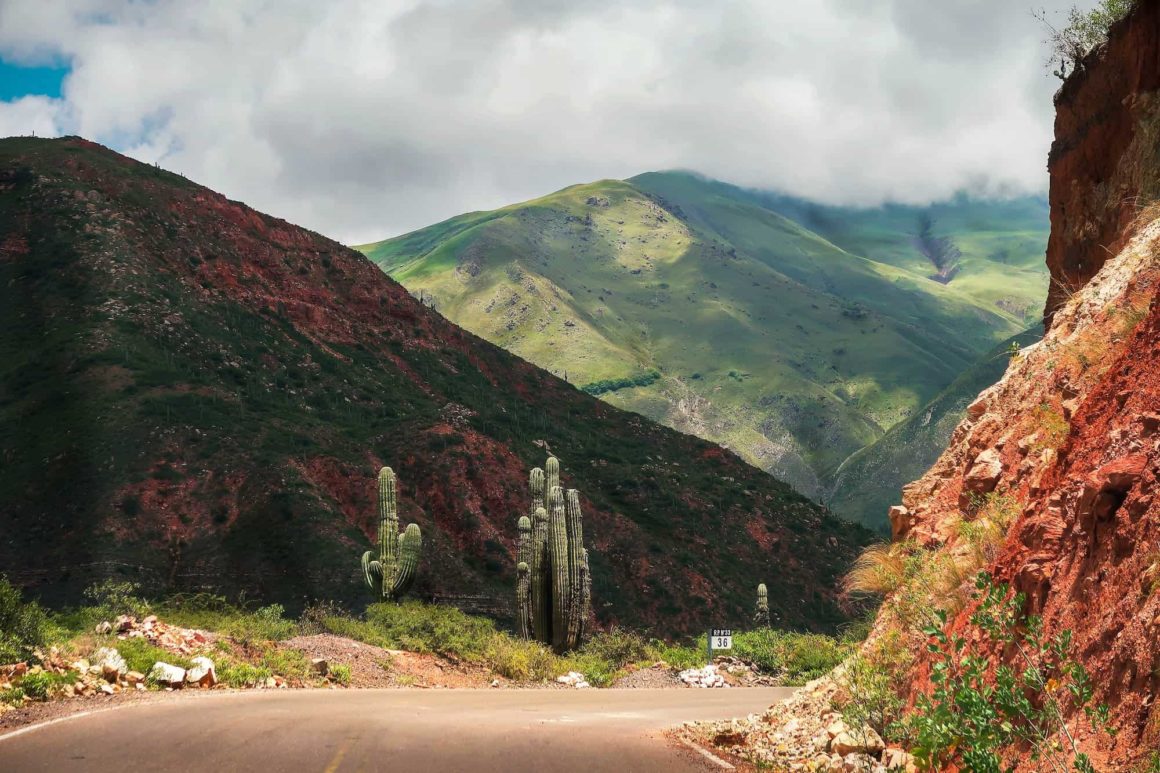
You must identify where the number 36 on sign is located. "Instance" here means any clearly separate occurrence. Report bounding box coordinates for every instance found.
[710,629,732,650]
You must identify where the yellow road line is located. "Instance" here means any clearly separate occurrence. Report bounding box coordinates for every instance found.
[323,737,354,773]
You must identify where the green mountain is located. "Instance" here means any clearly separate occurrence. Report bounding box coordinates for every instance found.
[823,326,1043,532]
[357,171,1048,518]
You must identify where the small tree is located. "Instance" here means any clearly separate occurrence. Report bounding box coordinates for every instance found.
[1035,1,1136,80]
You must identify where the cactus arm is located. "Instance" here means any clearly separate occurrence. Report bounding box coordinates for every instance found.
[529,467,545,515]
[391,523,422,597]
[516,562,531,639]
[548,486,571,652]
[545,457,560,503]
[362,551,382,591]
[577,549,591,643]
[564,489,586,649]
[530,506,550,642]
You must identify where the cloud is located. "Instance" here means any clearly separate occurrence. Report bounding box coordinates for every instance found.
[0,0,1086,243]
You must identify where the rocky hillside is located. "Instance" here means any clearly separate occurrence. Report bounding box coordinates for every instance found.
[0,137,872,636]
[824,326,1042,534]
[689,3,1160,769]
[869,5,1160,766]
[358,172,1048,523]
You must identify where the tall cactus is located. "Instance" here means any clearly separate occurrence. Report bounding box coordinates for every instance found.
[754,582,770,628]
[361,467,423,601]
[515,456,591,652]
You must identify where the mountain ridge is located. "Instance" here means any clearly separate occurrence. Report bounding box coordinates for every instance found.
[359,171,1049,524]
[0,135,870,636]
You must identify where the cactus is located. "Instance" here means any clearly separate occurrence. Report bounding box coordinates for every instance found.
[361,467,423,601]
[515,456,591,652]
[754,582,770,628]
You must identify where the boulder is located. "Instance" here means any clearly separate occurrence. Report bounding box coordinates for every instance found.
[887,505,912,541]
[185,656,216,688]
[963,448,1003,494]
[124,671,146,686]
[310,658,329,677]
[149,662,187,688]
[883,748,918,771]
[92,647,128,682]
[831,725,885,756]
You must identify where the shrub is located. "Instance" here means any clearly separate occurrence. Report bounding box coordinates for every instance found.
[485,635,564,682]
[329,664,352,686]
[839,629,913,742]
[0,576,48,664]
[844,543,909,597]
[19,670,75,700]
[216,660,271,688]
[362,601,497,661]
[907,572,1115,772]
[731,629,850,685]
[1035,1,1135,79]
[83,579,151,620]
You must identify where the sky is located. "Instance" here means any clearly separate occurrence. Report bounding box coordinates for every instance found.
[0,0,1093,244]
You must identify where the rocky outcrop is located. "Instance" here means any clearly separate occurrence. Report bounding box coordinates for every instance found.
[880,174,1160,770]
[1045,0,1160,320]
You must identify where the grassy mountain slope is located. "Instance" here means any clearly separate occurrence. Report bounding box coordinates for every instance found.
[0,137,872,636]
[358,172,1048,502]
[823,326,1044,532]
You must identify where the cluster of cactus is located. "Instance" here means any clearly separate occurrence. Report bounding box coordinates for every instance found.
[361,467,423,601]
[754,582,770,628]
[515,457,591,653]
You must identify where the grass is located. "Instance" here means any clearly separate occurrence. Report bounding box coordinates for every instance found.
[357,171,1047,503]
[0,576,48,664]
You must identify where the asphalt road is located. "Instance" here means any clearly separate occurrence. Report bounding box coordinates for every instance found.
[0,687,793,772]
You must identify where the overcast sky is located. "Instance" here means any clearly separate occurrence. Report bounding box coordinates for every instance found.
[0,0,1090,244]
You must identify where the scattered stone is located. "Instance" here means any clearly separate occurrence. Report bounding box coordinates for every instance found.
[831,725,884,756]
[149,662,187,688]
[310,658,329,677]
[125,671,146,686]
[678,664,729,688]
[556,671,590,689]
[94,621,113,635]
[186,656,217,688]
[92,647,128,682]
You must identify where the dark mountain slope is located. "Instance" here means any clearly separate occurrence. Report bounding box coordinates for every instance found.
[0,136,870,636]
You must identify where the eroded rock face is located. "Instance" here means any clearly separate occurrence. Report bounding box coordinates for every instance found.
[1045,1,1160,321]
[875,204,1160,768]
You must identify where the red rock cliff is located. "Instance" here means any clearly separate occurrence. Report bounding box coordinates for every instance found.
[1046,0,1160,320]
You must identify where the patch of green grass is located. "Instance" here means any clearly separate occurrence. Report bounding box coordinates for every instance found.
[113,637,193,677]
[329,664,352,686]
[18,670,75,700]
[729,629,851,685]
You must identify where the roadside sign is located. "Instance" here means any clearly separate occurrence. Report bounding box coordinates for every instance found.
[710,628,732,650]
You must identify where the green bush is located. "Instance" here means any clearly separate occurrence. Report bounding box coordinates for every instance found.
[216,660,271,688]
[329,664,352,686]
[19,670,74,700]
[1036,0,1135,79]
[907,573,1114,773]
[484,635,563,682]
[156,597,295,643]
[580,370,661,396]
[0,576,48,663]
[83,579,151,621]
[363,601,498,661]
[1,686,26,707]
[731,629,851,685]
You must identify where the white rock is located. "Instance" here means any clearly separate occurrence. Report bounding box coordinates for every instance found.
[185,656,216,687]
[149,662,187,687]
[92,647,128,681]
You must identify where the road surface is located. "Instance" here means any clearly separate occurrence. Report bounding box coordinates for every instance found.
[0,687,793,772]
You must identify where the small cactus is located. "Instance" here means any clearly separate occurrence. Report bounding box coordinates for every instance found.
[754,582,770,628]
[361,467,422,601]
[516,456,591,652]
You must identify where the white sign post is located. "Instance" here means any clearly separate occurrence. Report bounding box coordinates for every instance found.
[707,628,733,661]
